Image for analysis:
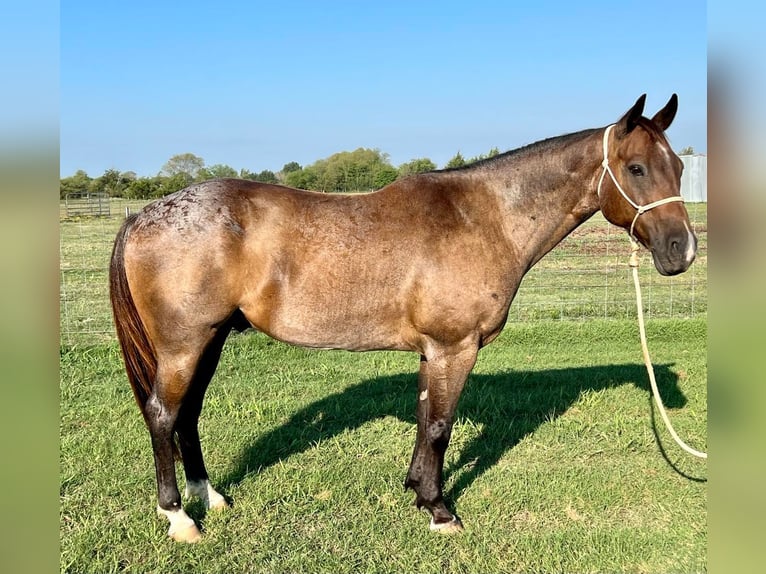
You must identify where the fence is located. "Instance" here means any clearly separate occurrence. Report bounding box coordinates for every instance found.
[63,192,111,218]
[59,197,707,347]
[509,202,706,322]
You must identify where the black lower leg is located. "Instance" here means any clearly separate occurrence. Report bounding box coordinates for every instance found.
[404,357,456,524]
[407,418,455,524]
[176,326,228,485]
[146,394,183,511]
[176,419,208,483]
[404,356,430,495]
[404,345,477,528]
[175,380,210,485]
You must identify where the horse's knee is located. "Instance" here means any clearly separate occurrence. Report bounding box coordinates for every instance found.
[426,418,453,451]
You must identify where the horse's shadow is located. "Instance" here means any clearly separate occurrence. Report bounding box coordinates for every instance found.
[217,362,694,503]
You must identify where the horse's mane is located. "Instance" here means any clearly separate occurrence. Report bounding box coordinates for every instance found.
[438,116,668,174]
[437,128,600,173]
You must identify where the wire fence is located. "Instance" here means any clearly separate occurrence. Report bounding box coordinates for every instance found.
[59,199,707,348]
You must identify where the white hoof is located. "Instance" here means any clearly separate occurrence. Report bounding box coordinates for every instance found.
[207,488,229,510]
[157,506,202,543]
[429,515,464,533]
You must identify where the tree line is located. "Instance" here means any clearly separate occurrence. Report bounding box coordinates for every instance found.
[60,147,501,200]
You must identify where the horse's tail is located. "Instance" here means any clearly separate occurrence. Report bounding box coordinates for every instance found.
[109,214,156,418]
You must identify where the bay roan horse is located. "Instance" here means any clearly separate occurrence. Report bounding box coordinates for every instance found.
[110,94,697,542]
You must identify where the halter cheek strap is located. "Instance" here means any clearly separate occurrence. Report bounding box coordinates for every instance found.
[597,124,685,240]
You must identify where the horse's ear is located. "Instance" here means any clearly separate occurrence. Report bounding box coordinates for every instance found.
[617,94,646,135]
[651,93,678,131]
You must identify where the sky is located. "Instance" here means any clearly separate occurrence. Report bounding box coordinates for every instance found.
[60,1,707,178]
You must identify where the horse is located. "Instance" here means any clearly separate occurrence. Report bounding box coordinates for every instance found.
[109,94,696,542]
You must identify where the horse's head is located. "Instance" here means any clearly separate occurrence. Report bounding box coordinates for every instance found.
[598,94,697,276]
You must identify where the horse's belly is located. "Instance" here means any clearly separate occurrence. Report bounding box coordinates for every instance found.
[241,286,414,352]
[263,311,410,352]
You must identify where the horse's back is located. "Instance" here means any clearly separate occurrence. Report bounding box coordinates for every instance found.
[121,179,407,347]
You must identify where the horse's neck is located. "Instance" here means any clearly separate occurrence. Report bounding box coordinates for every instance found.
[486,133,603,270]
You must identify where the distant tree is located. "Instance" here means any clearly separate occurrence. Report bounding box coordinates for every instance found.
[160,153,205,184]
[373,164,398,188]
[197,163,237,181]
[125,176,162,199]
[445,152,466,169]
[287,148,396,192]
[282,161,301,173]
[398,158,436,178]
[158,173,190,196]
[678,146,695,155]
[257,170,279,184]
[240,169,279,184]
[285,166,318,190]
[467,147,501,164]
[59,169,92,199]
[89,168,123,196]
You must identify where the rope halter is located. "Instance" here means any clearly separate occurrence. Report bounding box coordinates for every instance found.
[596,124,685,241]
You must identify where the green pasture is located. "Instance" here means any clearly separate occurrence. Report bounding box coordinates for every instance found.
[59,199,707,573]
[60,320,706,573]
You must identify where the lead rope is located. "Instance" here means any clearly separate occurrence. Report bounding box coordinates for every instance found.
[629,239,707,459]
[600,125,707,460]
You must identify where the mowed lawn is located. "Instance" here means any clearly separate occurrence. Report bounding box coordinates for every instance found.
[60,318,707,573]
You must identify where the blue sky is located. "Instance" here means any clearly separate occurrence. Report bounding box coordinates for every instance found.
[60,1,707,178]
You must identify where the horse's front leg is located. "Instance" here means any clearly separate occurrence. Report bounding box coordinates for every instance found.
[404,343,478,532]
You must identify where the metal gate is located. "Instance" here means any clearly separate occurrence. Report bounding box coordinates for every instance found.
[64,192,111,218]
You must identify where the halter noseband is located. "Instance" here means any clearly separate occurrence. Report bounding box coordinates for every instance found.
[596,124,685,240]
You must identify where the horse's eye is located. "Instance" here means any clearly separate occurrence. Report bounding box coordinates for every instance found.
[628,164,645,176]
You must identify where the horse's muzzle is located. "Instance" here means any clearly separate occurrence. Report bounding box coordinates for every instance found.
[651,225,698,276]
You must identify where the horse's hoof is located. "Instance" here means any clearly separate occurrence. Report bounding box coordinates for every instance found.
[157,506,202,543]
[170,523,202,543]
[430,516,464,534]
[209,496,230,510]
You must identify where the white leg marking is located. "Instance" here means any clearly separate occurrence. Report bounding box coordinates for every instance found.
[184,479,207,500]
[156,506,201,542]
[185,479,228,509]
[419,389,429,401]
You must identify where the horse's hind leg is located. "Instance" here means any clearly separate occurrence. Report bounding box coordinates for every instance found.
[147,334,222,543]
[176,326,230,511]
[404,342,478,533]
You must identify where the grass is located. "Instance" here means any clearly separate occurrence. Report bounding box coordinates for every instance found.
[60,319,707,573]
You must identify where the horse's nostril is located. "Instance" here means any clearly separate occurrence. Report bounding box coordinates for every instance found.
[671,240,680,253]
